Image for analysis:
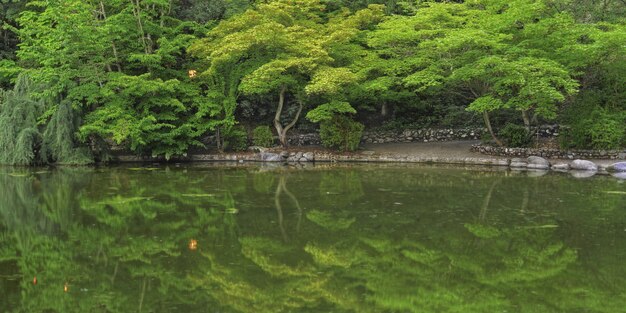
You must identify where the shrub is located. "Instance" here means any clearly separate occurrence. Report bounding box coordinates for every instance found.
[499,123,532,147]
[587,110,625,150]
[223,126,248,151]
[319,116,364,151]
[560,108,625,150]
[252,125,274,147]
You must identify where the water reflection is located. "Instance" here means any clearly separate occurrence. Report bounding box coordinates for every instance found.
[0,164,625,312]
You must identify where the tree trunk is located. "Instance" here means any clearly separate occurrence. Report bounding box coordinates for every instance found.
[274,86,303,147]
[216,127,222,153]
[483,111,503,146]
[130,0,150,54]
[522,110,531,131]
[274,176,288,242]
[99,1,122,71]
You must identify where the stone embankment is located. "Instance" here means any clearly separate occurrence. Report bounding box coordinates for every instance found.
[472,144,626,160]
[283,125,564,145]
[114,146,626,179]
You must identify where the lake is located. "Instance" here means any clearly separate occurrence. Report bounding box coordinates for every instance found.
[1,164,625,312]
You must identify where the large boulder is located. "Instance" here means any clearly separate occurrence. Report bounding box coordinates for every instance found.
[570,159,598,171]
[527,156,550,170]
[607,162,626,173]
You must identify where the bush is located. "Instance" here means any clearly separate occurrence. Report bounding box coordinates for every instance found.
[252,125,274,147]
[319,116,364,151]
[499,123,532,147]
[223,126,248,151]
[560,108,625,150]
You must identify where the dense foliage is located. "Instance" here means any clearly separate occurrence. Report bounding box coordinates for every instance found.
[252,125,275,147]
[0,0,624,164]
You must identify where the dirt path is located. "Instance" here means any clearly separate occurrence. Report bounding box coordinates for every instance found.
[361,140,490,159]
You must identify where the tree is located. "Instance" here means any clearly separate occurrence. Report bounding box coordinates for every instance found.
[0,0,25,88]
[368,0,579,145]
[0,74,91,165]
[190,0,384,147]
[0,74,45,165]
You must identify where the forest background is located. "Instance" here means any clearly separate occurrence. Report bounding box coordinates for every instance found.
[0,0,624,164]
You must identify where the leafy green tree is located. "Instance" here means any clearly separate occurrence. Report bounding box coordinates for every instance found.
[369,1,579,145]
[78,74,211,159]
[0,74,89,165]
[190,0,384,147]
[0,75,45,165]
[0,0,25,87]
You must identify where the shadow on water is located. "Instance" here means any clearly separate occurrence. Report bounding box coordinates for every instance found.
[0,164,625,312]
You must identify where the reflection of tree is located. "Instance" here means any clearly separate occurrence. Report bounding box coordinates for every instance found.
[0,166,625,312]
[274,174,303,241]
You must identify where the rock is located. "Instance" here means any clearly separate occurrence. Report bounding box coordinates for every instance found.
[294,152,303,160]
[280,151,289,159]
[551,163,570,171]
[259,152,283,162]
[527,156,550,169]
[298,157,308,162]
[510,158,527,168]
[570,159,598,171]
[303,152,315,161]
[607,162,626,172]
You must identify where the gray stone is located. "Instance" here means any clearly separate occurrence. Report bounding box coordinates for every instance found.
[551,163,570,171]
[260,152,283,162]
[303,152,315,161]
[280,151,289,159]
[294,152,303,160]
[570,159,598,171]
[607,162,626,173]
[527,156,550,169]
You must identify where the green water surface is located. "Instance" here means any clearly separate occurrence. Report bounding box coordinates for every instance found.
[0,164,625,312]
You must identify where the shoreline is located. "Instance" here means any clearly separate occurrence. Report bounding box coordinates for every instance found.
[110,142,625,178]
